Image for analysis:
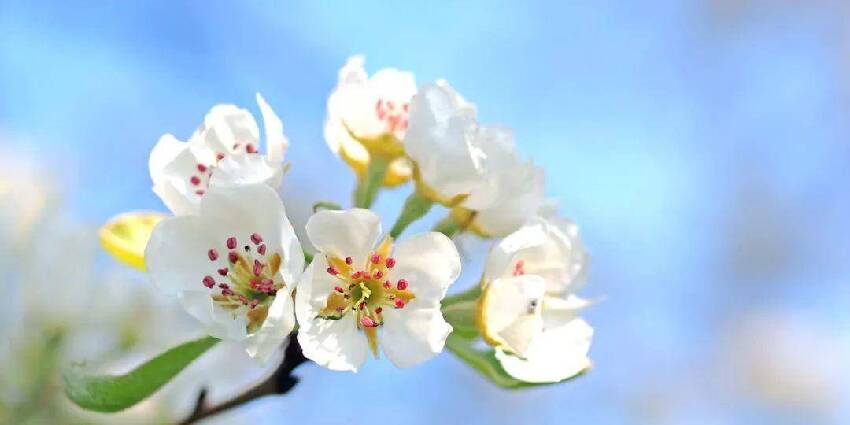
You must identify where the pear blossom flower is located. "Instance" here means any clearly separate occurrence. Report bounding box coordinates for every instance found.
[145,184,304,362]
[405,83,546,236]
[296,209,461,371]
[149,93,288,216]
[324,55,416,186]
[478,216,592,383]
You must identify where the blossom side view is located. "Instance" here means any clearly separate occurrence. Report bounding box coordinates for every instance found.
[149,93,289,216]
[403,82,547,237]
[477,216,593,383]
[296,208,461,371]
[145,183,304,362]
[325,55,417,188]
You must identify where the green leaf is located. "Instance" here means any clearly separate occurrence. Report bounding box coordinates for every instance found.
[63,336,219,412]
[389,191,434,238]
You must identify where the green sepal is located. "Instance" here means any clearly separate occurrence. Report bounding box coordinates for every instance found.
[389,191,434,238]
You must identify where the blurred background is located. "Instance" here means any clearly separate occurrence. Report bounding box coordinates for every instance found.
[1,1,849,424]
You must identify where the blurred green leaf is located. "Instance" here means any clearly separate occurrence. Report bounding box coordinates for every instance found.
[63,336,219,412]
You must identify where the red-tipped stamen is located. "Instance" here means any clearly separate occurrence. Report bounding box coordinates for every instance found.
[228,251,239,263]
[327,266,339,276]
[226,237,237,249]
[253,260,263,276]
[345,256,353,265]
[217,267,228,276]
[394,298,406,309]
[397,279,408,290]
[257,244,267,255]
[208,249,219,261]
[385,257,396,268]
[361,316,376,327]
[250,233,263,244]
[202,275,215,288]
[370,254,381,264]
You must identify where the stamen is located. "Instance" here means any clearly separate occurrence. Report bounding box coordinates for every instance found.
[361,316,376,327]
[370,254,381,264]
[513,260,526,276]
[345,256,353,265]
[197,164,207,172]
[226,237,237,249]
[383,281,391,289]
[208,249,219,261]
[257,244,267,255]
[216,152,225,161]
[228,251,239,263]
[190,175,201,186]
[375,307,383,314]
[246,144,257,154]
[327,266,339,276]
[195,190,205,196]
[385,257,396,268]
[394,298,406,309]
[335,286,344,293]
[250,233,263,244]
[396,279,408,290]
[253,260,263,276]
[373,270,383,279]
[217,267,228,276]
[202,275,215,288]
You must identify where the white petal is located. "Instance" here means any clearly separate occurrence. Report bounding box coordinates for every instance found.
[467,160,545,237]
[305,209,381,265]
[256,93,288,163]
[496,318,593,383]
[208,154,283,190]
[479,275,546,356]
[484,217,588,295]
[151,139,206,215]
[484,219,550,282]
[387,232,461,308]
[179,290,248,341]
[381,306,452,368]
[243,288,296,363]
[404,82,483,199]
[194,104,260,154]
[149,134,187,184]
[295,259,368,372]
[145,216,219,295]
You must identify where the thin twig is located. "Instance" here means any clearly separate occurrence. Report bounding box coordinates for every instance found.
[178,334,308,425]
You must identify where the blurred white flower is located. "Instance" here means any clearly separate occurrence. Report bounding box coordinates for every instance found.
[145,184,303,362]
[405,82,546,236]
[150,93,288,215]
[478,217,592,383]
[324,55,416,186]
[722,310,843,414]
[296,209,460,372]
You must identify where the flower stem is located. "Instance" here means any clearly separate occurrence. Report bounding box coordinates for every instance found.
[354,156,389,209]
[178,334,308,425]
[389,192,433,238]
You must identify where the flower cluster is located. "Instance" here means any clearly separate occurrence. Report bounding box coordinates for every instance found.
[99,56,594,392]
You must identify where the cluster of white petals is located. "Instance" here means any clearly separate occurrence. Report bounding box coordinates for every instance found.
[404,82,546,236]
[135,55,593,383]
[149,93,288,216]
[297,209,460,371]
[479,217,592,383]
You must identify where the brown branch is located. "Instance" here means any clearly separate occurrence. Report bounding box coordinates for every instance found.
[178,334,308,425]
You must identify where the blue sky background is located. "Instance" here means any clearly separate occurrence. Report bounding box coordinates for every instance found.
[2,1,849,424]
